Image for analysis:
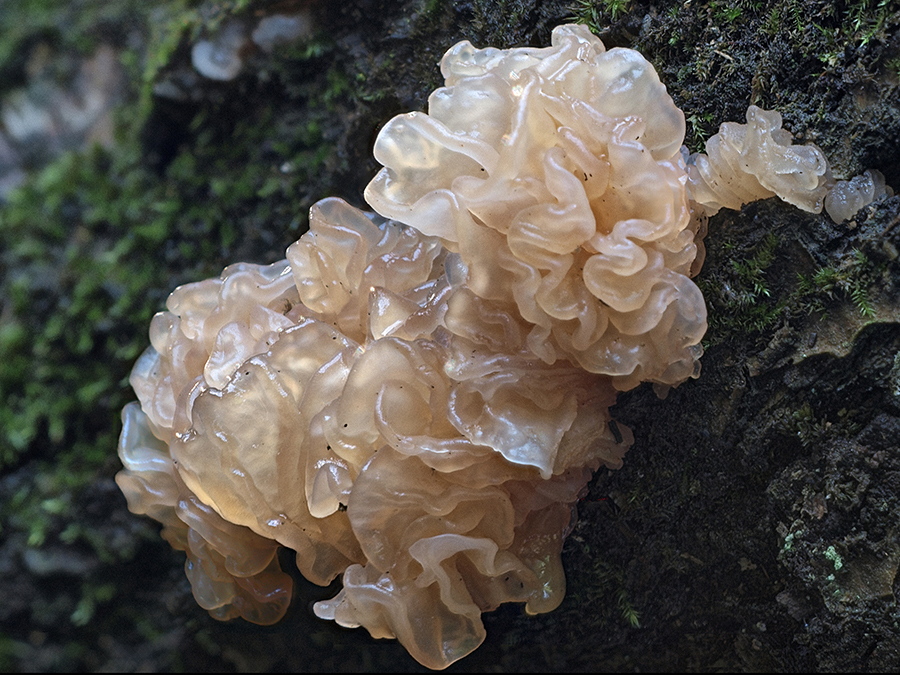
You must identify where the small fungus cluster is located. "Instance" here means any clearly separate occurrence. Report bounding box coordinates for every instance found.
[117,24,873,669]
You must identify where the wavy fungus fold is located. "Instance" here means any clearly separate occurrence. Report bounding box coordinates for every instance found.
[685,105,832,216]
[365,24,706,390]
[119,195,629,669]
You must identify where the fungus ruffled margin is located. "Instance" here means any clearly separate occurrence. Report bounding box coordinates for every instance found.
[685,105,831,216]
[824,169,893,223]
[117,24,858,670]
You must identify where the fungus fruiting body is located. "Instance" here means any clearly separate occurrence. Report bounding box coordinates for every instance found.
[824,169,893,223]
[117,24,861,670]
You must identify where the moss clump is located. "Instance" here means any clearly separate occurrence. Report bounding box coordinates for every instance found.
[698,228,785,343]
[0,110,333,472]
[796,248,882,318]
[0,0,383,595]
[698,196,892,351]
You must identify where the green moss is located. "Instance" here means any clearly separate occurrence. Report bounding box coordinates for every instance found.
[70,582,117,627]
[568,0,631,31]
[699,231,785,344]
[686,110,717,145]
[565,533,642,630]
[0,4,380,597]
[774,401,831,449]
[796,249,881,318]
[0,132,327,466]
[710,0,751,25]
[0,0,144,75]
[700,210,887,349]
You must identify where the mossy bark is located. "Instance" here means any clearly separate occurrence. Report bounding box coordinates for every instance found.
[1,0,898,671]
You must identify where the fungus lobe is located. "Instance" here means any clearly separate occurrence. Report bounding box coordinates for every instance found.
[118,23,843,669]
